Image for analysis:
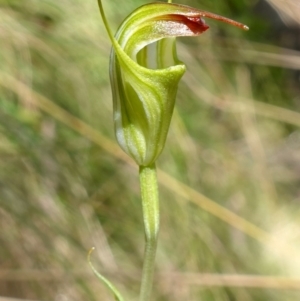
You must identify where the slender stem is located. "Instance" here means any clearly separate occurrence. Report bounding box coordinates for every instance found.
[139,163,160,301]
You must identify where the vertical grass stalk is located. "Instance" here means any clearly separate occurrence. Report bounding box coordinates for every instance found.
[139,164,159,301]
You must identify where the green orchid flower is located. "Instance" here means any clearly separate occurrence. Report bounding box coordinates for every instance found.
[98,0,248,167]
[94,2,248,301]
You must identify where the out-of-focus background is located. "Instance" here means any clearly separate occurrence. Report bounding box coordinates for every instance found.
[0,0,300,300]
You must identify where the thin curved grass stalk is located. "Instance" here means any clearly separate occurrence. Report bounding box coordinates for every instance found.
[88,248,124,301]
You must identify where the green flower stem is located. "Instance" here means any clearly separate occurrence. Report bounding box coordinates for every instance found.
[139,163,160,301]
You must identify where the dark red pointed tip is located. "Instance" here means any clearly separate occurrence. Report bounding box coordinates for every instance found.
[185,16,210,34]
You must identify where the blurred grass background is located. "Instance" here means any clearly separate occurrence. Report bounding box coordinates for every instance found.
[0,0,300,300]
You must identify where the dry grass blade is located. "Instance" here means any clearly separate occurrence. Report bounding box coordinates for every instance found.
[212,47,300,70]
[162,273,300,289]
[1,269,300,290]
[156,169,271,244]
[182,71,300,127]
[266,0,300,25]
[0,298,40,301]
